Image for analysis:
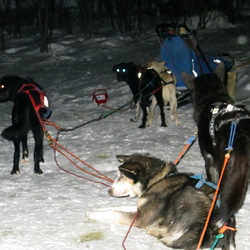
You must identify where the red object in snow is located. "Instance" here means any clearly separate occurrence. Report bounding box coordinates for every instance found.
[92,89,109,106]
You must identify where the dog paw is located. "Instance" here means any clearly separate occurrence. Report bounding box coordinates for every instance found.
[34,168,43,174]
[174,119,181,126]
[21,158,29,164]
[85,209,111,221]
[11,170,20,175]
[130,118,138,122]
[85,211,96,220]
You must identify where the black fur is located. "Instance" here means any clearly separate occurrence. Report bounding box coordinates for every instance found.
[113,62,141,122]
[0,75,51,174]
[112,62,140,102]
[113,62,167,128]
[182,64,250,249]
[139,68,167,128]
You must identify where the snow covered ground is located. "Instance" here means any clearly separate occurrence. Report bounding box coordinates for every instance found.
[0,14,250,250]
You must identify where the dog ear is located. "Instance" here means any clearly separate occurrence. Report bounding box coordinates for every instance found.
[116,155,130,162]
[159,61,165,67]
[168,162,177,173]
[161,162,177,175]
[118,162,142,176]
[215,63,225,82]
[181,72,195,90]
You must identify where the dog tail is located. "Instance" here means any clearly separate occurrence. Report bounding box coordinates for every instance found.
[1,123,29,141]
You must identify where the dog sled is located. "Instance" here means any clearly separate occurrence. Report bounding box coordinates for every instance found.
[156,23,235,104]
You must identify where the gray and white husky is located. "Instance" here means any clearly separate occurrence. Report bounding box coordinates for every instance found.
[86,153,228,249]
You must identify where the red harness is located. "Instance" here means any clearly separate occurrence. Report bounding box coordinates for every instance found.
[18,83,49,113]
[17,83,50,129]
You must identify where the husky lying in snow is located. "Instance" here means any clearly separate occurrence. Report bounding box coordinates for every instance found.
[86,153,230,249]
[182,63,250,249]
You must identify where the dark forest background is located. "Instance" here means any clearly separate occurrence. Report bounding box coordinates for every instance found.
[0,0,247,53]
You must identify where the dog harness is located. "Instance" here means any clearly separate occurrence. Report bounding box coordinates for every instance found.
[209,103,250,146]
[159,69,175,85]
[146,67,175,85]
[18,83,51,120]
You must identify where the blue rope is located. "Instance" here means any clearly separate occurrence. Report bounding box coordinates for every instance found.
[187,136,196,144]
[210,233,225,250]
[191,175,217,190]
[225,121,237,150]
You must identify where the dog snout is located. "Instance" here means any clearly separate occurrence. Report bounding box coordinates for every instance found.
[108,187,114,196]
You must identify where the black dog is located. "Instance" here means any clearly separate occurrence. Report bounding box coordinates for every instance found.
[113,62,141,122]
[0,75,51,174]
[139,67,167,128]
[182,64,250,249]
[113,62,167,128]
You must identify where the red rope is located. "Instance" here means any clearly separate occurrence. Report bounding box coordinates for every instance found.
[46,132,114,183]
[122,210,138,250]
[50,136,111,187]
[20,86,114,185]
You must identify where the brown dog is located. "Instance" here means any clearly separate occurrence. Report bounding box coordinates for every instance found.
[147,61,180,126]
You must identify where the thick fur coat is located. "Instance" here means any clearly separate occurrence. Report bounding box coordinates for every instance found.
[86,154,228,249]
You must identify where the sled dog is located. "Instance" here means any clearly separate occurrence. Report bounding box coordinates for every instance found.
[113,62,141,122]
[182,63,250,249]
[113,62,167,128]
[0,75,51,174]
[86,153,229,249]
[113,62,177,128]
[147,61,180,126]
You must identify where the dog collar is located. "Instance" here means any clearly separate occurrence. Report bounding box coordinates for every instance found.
[209,103,250,145]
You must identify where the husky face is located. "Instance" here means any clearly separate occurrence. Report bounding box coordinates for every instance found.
[108,162,144,198]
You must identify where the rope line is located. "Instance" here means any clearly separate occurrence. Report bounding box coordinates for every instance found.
[225,121,237,150]
[122,210,138,250]
[174,133,197,166]
[210,224,237,250]
[196,152,230,250]
[197,121,237,249]
[46,131,114,183]
[57,79,164,132]
[50,137,111,187]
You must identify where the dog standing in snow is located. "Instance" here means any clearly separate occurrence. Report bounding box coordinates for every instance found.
[0,75,51,174]
[182,64,250,249]
[147,61,180,126]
